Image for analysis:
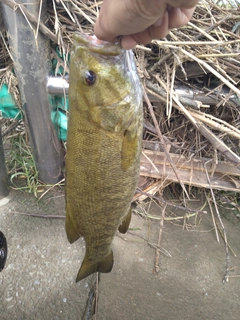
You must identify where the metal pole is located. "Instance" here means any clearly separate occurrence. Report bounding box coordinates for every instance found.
[0,127,9,199]
[1,0,64,184]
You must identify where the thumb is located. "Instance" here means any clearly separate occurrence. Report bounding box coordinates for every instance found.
[94,17,116,42]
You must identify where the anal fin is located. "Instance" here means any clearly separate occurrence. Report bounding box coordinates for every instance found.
[118,207,131,234]
[65,213,81,244]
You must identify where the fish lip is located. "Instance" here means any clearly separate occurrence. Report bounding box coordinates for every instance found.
[86,34,116,47]
[73,33,137,76]
[73,32,122,56]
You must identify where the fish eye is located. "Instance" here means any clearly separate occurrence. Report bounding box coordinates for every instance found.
[84,70,96,86]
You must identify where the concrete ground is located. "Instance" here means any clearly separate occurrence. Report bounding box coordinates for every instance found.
[0,188,240,320]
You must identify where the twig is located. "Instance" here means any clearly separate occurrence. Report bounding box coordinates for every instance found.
[198,125,240,164]
[143,86,189,199]
[142,151,159,173]
[94,272,99,320]
[70,0,95,24]
[217,224,237,258]
[0,32,13,60]
[9,211,65,219]
[82,273,99,320]
[126,230,172,257]
[146,82,240,164]
[155,204,166,273]
[197,53,240,58]
[38,178,65,200]
[59,0,76,23]
[177,47,240,97]
[35,0,42,41]
[187,110,240,140]
[188,21,218,42]
[146,81,201,110]
[205,191,220,243]
[138,211,202,222]
[1,0,58,44]
[136,190,208,215]
[153,39,240,46]
[204,160,230,283]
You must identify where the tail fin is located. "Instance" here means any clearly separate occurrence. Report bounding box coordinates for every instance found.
[76,251,114,282]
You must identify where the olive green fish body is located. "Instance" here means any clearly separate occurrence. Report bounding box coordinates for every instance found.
[65,33,143,282]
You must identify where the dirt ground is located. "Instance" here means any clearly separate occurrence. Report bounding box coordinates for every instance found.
[0,188,240,320]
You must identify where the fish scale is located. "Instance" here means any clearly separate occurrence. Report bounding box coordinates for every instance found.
[65,33,143,282]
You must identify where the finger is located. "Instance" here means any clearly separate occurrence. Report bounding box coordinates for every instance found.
[168,7,196,29]
[148,12,169,40]
[94,16,117,43]
[121,36,138,50]
[167,0,199,9]
[129,11,169,46]
[94,0,168,43]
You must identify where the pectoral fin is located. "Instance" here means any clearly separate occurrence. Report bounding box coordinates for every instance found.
[118,207,131,234]
[65,214,81,244]
[76,251,114,282]
[121,128,139,170]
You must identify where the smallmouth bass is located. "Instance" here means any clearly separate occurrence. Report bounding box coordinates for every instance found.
[65,33,143,282]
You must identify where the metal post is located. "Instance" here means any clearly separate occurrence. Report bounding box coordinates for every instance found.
[1,0,64,184]
[0,127,9,199]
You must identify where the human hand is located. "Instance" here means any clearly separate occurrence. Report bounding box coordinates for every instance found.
[94,0,199,49]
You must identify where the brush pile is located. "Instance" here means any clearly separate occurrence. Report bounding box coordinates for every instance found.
[0,0,239,205]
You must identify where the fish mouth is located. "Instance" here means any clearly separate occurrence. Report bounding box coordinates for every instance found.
[73,32,137,73]
[73,33,122,56]
[73,32,139,87]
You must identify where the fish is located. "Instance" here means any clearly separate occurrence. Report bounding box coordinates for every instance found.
[65,33,143,282]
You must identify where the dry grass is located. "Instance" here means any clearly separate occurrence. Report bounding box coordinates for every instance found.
[0,0,239,203]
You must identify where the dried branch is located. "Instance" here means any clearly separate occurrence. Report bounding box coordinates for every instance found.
[1,0,58,43]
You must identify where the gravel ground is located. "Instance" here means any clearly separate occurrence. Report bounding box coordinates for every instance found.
[0,189,240,320]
